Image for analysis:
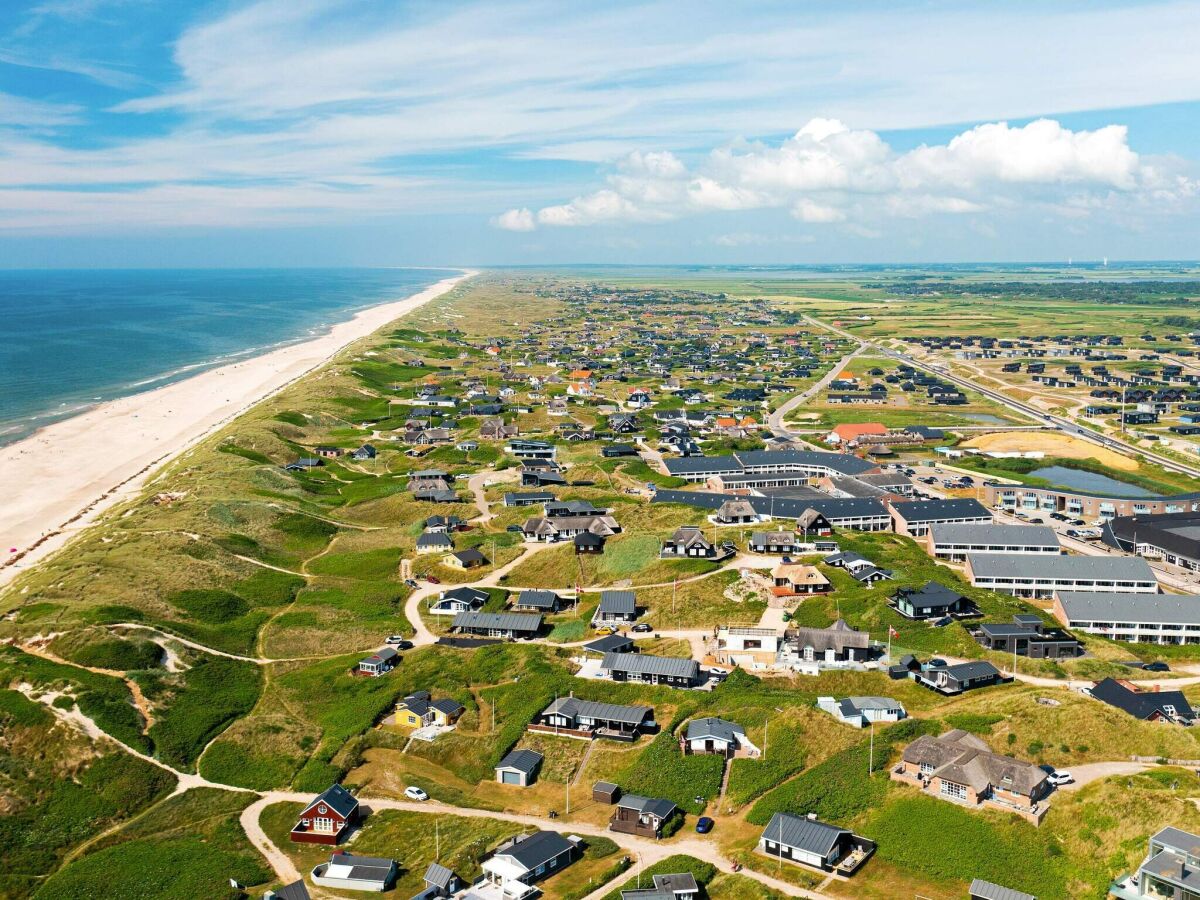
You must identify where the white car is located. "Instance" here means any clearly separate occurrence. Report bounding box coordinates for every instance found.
[1047,771,1073,786]
[404,786,429,801]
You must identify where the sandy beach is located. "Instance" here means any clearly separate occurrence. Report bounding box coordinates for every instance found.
[0,269,474,587]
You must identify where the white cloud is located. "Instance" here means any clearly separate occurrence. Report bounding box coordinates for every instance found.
[494,207,535,231]
[508,117,1190,232]
[1,0,1200,234]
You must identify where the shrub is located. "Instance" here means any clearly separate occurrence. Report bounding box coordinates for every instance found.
[273,410,307,426]
[599,856,717,900]
[620,731,724,811]
[944,713,1003,735]
[169,589,248,623]
[66,636,162,672]
[145,656,262,770]
[218,444,271,465]
[748,718,940,825]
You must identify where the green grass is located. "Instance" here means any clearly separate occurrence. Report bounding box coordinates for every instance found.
[35,789,268,900]
[747,718,940,825]
[0,647,151,754]
[0,688,175,892]
[138,655,262,771]
[619,731,724,813]
[599,857,717,900]
[867,796,1065,898]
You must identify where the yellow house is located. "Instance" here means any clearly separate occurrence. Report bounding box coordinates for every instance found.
[393,691,466,730]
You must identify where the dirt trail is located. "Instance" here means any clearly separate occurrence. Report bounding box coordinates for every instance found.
[15,638,157,731]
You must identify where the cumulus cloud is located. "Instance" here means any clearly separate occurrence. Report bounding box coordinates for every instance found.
[494,207,535,231]
[498,117,1186,232]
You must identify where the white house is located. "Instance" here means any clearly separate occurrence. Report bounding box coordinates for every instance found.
[817,696,906,728]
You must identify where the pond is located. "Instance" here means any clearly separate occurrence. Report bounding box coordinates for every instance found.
[961,413,1010,425]
[1027,465,1156,498]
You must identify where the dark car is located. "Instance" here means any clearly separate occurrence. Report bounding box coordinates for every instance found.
[695,816,714,834]
[631,622,653,633]
[1144,661,1171,672]
[425,575,441,585]
[506,524,524,533]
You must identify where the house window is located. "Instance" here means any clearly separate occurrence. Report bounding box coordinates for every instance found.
[940,781,968,800]
[919,762,934,775]
[314,817,335,832]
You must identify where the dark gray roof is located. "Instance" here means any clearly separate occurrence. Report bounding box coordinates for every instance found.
[416,532,453,548]
[497,749,544,775]
[516,589,560,609]
[617,794,677,819]
[894,581,966,610]
[1106,513,1200,564]
[601,652,699,680]
[452,611,542,633]
[498,831,575,870]
[452,548,488,564]
[273,880,312,900]
[930,523,1059,547]
[441,586,489,603]
[330,853,396,883]
[542,696,652,725]
[893,497,991,522]
[583,634,635,654]
[969,879,1036,900]
[598,590,636,613]
[968,553,1155,581]
[652,489,886,523]
[651,873,698,895]
[305,783,358,819]
[424,863,457,890]
[1056,590,1200,625]
[1090,677,1194,721]
[761,812,848,856]
[686,716,744,744]
[943,661,1002,682]
[662,449,875,477]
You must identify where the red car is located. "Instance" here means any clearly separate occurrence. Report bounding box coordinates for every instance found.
[425,575,441,584]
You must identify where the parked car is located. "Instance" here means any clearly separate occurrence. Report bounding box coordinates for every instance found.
[595,624,618,636]
[385,634,407,645]
[507,524,524,533]
[404,786,429,801]
[695,816,714,834]
[1047,771,1074,786]
[1144,661,1171,672]
[425,575,441,584]
[631,622,653,633]
[404,579,419,588]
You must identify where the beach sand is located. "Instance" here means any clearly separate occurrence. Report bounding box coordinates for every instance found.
[0,270,474,587]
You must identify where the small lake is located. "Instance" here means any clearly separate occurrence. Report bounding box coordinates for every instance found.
[1028,465,1155,498]
[961,413,1009,425]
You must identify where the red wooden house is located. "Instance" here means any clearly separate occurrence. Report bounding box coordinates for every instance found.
[290,784,359,845]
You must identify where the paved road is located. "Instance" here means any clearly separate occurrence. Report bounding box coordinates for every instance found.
[767,346,864,442]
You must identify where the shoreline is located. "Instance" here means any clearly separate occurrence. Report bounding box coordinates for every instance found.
[0,269,475,587]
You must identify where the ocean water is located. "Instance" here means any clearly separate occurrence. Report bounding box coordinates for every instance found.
[0,268,456,445]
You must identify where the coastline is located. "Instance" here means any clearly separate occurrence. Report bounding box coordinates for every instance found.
[0,269,475,587]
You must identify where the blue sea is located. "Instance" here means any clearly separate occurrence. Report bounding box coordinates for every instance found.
[0,268,457,445]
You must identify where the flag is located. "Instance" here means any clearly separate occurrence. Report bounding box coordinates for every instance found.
[888,626,899,639]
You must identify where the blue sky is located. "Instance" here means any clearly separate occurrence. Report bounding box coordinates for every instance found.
[0,0,1198,266]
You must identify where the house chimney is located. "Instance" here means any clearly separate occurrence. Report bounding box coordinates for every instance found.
[807,812,817,821]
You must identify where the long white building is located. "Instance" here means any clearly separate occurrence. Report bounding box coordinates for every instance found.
[1053,591,1200,645]
[925,524,1061,562]
[965,553,1157,598]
